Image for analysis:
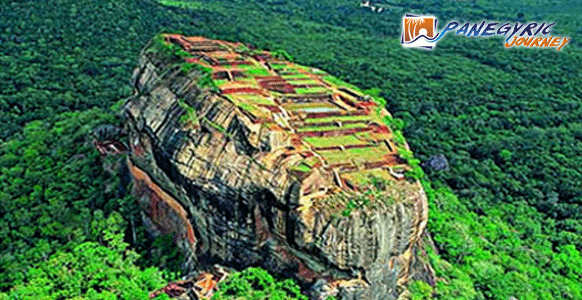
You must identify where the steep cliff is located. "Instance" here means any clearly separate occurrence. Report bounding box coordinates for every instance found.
[122,34,432,299]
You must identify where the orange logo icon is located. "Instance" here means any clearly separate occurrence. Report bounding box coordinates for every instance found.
[401,15,438,49]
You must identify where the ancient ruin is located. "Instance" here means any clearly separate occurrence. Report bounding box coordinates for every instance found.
[123,34,432,299]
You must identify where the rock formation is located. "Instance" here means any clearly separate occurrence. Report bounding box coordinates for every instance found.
[122,34,432,299]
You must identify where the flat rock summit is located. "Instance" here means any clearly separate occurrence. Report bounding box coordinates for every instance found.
[122,34,434,299]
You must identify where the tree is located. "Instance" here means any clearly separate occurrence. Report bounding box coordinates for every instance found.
[212,268,307,300]
[1,213,166,300]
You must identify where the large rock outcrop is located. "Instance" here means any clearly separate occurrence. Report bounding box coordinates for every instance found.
[122,34,432,299]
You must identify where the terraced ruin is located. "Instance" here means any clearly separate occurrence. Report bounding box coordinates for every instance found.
[123,34,432,299]
[164,34,410,189]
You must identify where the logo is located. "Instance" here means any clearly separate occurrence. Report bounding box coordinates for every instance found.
[401,14,438,49]
[401,14,570,51]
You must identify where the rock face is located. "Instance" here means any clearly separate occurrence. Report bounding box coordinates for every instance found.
[122,34,431,299]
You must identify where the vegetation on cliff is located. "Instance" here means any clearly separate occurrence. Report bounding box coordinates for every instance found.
[0,0,581,299]
[211,268,307,300]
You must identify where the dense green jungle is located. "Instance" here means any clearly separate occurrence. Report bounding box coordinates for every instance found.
[0,0,581,299]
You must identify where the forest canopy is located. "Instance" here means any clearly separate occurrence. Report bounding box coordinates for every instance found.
[1,0,581,299]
